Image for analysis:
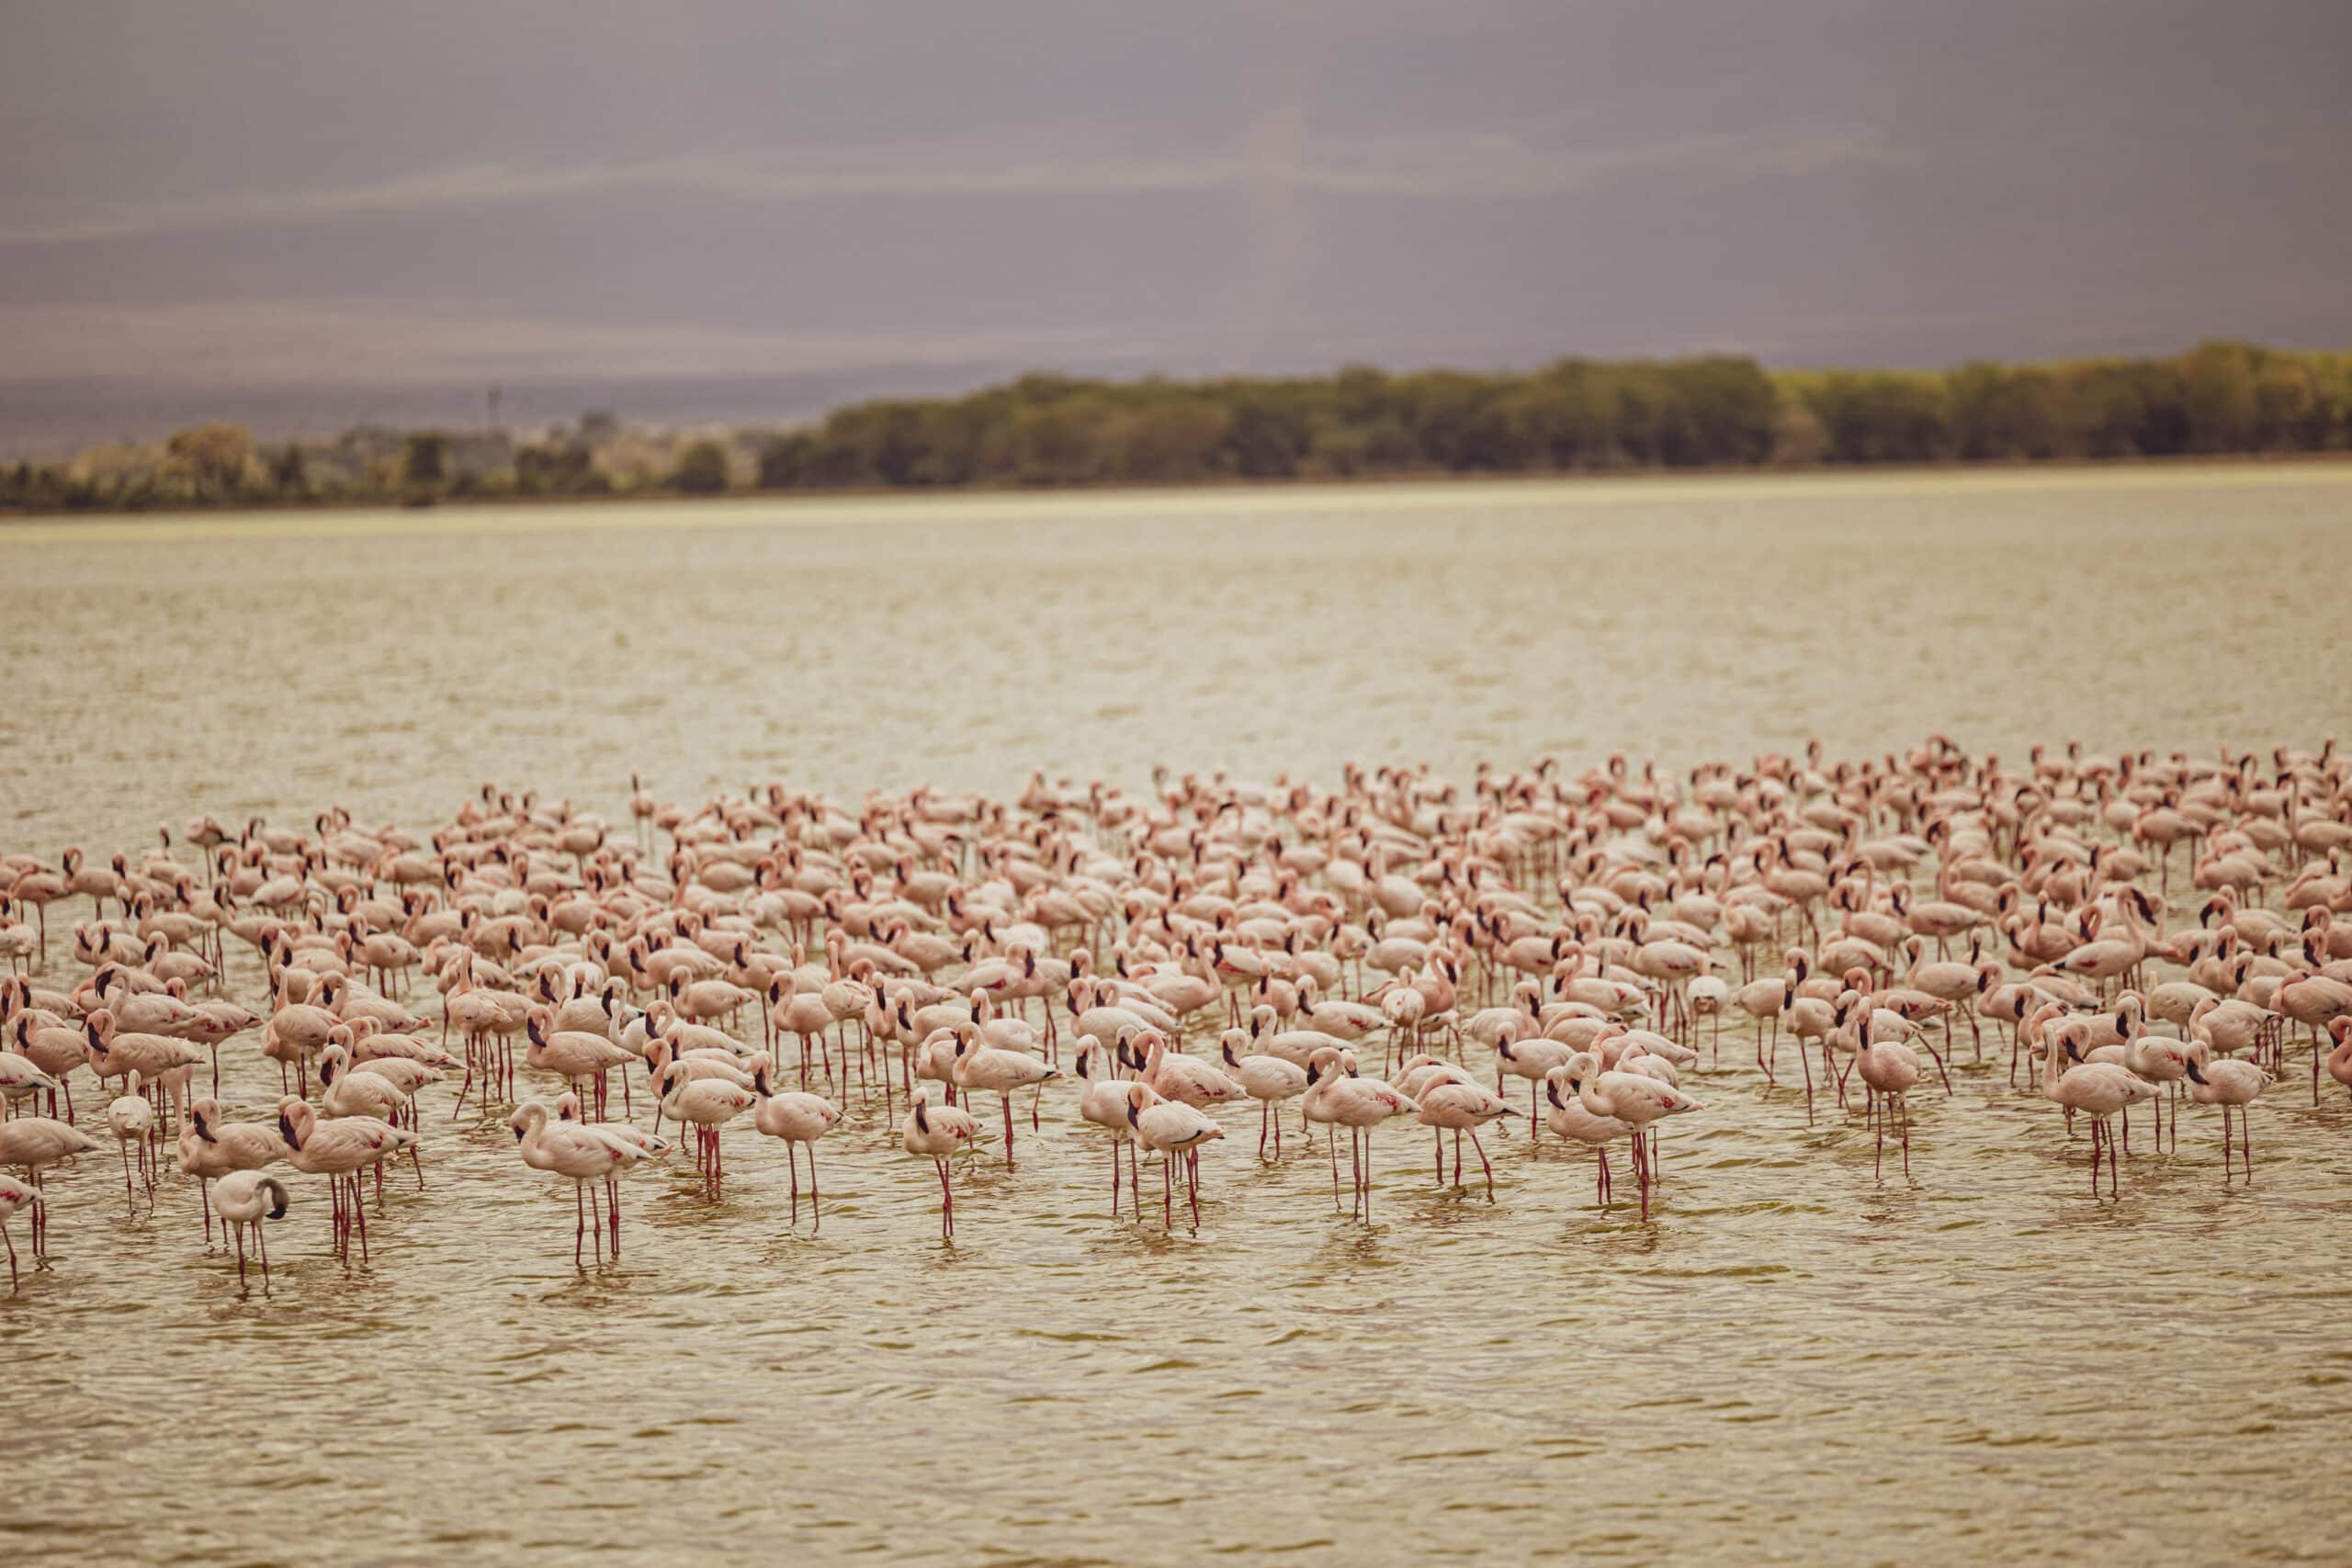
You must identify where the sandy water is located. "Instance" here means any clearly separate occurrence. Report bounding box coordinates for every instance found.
[5,468,2352,1565]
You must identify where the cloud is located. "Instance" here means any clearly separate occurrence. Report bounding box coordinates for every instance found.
[0,299,1160,386]
[0,125,1906,247]
[1261,127,1906,198]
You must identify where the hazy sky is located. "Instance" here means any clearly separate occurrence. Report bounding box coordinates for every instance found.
[5,1,2348,437]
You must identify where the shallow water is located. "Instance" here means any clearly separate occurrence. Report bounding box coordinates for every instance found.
[6,468,2352,1567]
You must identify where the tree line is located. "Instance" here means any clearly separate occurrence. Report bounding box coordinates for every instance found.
[753,342,2352,485]
[6,341,2348,513]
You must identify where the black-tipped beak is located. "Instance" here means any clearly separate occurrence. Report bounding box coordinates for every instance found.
[2186,1061,2208,1084]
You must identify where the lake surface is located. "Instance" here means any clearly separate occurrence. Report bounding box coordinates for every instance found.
[6,468,2352,1566]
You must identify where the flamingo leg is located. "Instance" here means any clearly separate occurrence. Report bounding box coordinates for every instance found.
[1363,1132,1374,1224]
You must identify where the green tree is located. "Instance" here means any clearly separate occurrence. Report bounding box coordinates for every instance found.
[401,433,448,487]
[673,440,729,494]
[756,433,818,489]
[1805,374,1954,463]
[165,423,255,501]
[2179,341,2259,452]
[269,443,310,499]
[515,437,601,495]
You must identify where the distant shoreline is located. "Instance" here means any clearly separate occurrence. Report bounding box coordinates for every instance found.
[6,448,2351,527]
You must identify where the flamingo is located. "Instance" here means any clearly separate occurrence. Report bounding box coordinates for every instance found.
[1495,1035,1576,1137]
[103,1074,156,1211]
[2327,1017,2352,1100]
[652,1060,754,1201]
[2032,1009,2151,1199]
[1302,1047,1418,1221]
[1135,1031,1245,1111]
[1562,1052,1702,1219]
[209,1170,291,1287]
[510,1100,661,1263]
[901,1087,978,1238]
[178,1099,288,1247]
[277,1097,414,1260]
[0,1115,98,1258]
[552,1091,669,1255]
[0,1043,60,1115]
[1849,1015,1922,1179]
[947,1022,1058,1168]
[317,1047,424,1188]
[1071,1038,1140,1215]
[0,1173,35,1290]
[1412,1077,1521,1198]
[2186,1055,2272,1180]
[750,1059,842,1229]
[524,1006,636,1121]
[1218,1027,1307,1157]
[1123,1080,1224,1233]
[1544,1063,1631,1207]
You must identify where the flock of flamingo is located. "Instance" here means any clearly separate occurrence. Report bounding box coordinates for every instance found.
[4,737,2352,1290]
